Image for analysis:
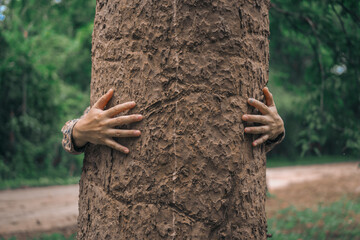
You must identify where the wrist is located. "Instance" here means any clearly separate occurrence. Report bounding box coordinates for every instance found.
[72,120,88,148]
[268,131,284,141]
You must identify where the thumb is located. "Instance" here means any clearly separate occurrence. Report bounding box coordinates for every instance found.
[93,89,114,109]
[263,87,275,107]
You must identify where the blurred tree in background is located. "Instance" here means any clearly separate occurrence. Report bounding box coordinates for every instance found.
[0,0,359,183]
[268,0,360,158]
[0,0,95,180]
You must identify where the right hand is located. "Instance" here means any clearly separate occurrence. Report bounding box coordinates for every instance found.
[72,89,143,154]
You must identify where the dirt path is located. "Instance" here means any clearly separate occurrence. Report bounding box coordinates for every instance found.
[0,162,359,239]
[266,162,360,218]
[0,185,78,239]
[267,161,360,191]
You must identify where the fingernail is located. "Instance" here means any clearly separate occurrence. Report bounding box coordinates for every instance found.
[249,98,254,103]
[124,148,129,154]
[252,142,256,147]
[137,115,143,120]
[135,130,141,135]
[242,115,247,120]
[244,128,248,132]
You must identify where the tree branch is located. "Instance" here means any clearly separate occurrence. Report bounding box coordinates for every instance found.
[270,2,326,112]
[303,16,325,112]
[337,0,360,26]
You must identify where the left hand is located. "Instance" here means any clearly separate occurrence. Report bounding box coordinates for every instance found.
[242,87,284,147]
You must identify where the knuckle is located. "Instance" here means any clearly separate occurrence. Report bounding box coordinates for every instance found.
[118,104,126,112]
[124,116,132,122]
[116,105,124,113]
[268,118,275,125]
[100,129,108,136]
[106,141,114,148]
[118,146,126,152]
[131,115,138,121]
[98,120,107,128]
[94,113,103,121]
[263,116,271,123]
[115,117,124,126]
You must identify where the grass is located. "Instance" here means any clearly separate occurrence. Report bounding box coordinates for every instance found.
[267,155,359,168]
[1,233,76,240]
[0,176,80,190]
[31,233,76,240]
[268,198,360,240]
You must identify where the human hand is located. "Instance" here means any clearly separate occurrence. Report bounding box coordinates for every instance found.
[72,89,143,154]
[242,87,284,147]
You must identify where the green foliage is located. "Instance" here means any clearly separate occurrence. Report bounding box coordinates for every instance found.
[0,176,80,190]
[269,0,360,157]
[0,0,95,183]
[268,198,360,240]
[266,155,358,168]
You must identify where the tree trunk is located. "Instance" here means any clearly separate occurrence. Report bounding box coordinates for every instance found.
[78,0,270,239]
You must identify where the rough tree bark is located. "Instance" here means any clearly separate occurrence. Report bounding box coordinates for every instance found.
[78,0,270,239]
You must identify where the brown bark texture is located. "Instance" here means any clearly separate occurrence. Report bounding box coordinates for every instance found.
[78,0,270,239]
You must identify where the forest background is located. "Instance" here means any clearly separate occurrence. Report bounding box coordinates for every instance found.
[0,0,359,185]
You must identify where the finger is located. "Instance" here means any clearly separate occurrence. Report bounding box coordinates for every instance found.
[252,134,269,147]
[104,138,129,154]
[106,114,143,127]
[263,87,275,107]
[244,126,270,134]
[248,98,270,115]
[242,114,269,124]
[106,129,141,138]
[94,89,114,109]
[104,101,136,117]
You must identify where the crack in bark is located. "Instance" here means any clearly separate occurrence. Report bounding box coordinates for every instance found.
[208,170,237,238]
[107,149,114,194]
[88,177,227,228]
[143,86,244,117]
[238,8,244,29]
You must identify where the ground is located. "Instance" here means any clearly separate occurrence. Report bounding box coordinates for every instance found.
[266,162,360,218]
[0,162,359,240]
